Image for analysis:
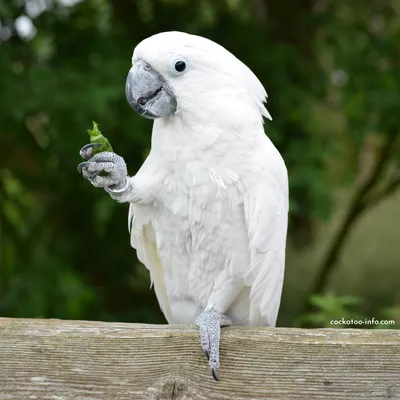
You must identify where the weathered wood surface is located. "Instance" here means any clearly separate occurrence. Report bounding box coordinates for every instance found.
[0,318,399,400]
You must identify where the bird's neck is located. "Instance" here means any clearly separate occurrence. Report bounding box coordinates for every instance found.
[152,113,223,152]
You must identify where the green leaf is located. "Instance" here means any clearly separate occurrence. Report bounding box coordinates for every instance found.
[87,121,113,155]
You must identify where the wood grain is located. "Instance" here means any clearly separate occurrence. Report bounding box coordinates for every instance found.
[0,318,399,399]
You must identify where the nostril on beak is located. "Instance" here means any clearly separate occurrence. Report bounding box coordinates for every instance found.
[138,97,147,106]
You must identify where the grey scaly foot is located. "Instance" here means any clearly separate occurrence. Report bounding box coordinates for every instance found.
[195,305,232,381]
[77,144,128,190]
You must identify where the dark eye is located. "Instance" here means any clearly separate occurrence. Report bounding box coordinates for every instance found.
[174,60,186,73]
[170,57,189,76]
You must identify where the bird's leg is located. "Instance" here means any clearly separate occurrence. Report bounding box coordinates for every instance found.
[78,143,150,204]
[78,144,128,191]
[195,304,232,381]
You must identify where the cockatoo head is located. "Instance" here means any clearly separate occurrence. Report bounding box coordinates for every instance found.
[125,31,271,121]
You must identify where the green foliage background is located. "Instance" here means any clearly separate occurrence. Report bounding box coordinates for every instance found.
[1,0,399,327]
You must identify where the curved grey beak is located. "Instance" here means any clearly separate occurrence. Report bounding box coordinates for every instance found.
[125,60,177,119]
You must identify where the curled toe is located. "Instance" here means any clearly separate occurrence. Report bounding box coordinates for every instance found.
[79,143,102,159]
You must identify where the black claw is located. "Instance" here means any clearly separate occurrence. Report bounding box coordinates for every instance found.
[77,161,90,173]
[211,367,220,381]
[80,143,102,160]
[204,350,210,360]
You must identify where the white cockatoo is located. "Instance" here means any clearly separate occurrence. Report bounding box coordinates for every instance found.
[78,31,288,380]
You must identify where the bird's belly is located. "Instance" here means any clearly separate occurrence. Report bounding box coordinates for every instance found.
[169,299,202,324]
[153,207,227,313]
[149,177,249,321]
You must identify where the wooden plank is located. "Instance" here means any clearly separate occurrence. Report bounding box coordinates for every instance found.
[0,318,399,399]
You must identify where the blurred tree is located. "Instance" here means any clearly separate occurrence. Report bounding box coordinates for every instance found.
[300,0,400,317]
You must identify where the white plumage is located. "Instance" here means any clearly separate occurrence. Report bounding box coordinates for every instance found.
[127,32,288,327]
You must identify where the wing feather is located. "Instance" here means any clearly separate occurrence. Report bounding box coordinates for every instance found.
[128,204,173,323]
[244,158,288,327]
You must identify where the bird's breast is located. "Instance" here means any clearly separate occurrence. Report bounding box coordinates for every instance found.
[145,166,246,309]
